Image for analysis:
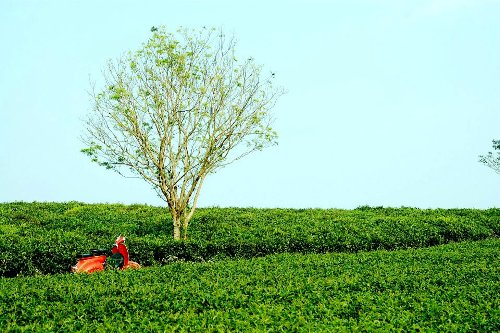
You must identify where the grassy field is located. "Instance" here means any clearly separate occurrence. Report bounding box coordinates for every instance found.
[1,239,498,331]
[0,202,499,331]
[0,202,498,276]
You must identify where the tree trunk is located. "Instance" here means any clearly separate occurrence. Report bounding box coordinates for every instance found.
[180,176,205,240]
[173,216,181,241]
[182,216,189,240]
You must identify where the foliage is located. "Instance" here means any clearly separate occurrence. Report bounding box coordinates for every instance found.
[81,26,283,240]
[1,239,499,331]
[0,202,498,277]
[479,139,500,173]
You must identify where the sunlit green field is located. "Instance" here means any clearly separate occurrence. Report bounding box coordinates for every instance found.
[1,239,499,331]
[0,203,498,331]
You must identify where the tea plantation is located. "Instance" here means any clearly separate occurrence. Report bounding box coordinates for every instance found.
[1,239,499,331]
[0,202,498,276]
[0,202,499,331]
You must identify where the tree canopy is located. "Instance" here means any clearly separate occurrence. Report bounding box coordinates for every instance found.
[81,26,283,239]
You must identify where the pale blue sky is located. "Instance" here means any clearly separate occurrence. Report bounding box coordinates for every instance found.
[1,0,499,208]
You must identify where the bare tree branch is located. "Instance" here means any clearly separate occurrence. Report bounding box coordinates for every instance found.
[479,140,500,174]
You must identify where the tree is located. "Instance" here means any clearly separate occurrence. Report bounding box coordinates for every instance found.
[81,27,283,240]
[479,140,500,174]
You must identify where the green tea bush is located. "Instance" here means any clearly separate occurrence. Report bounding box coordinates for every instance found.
[0,239,498,331]
[0,202,498,276]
